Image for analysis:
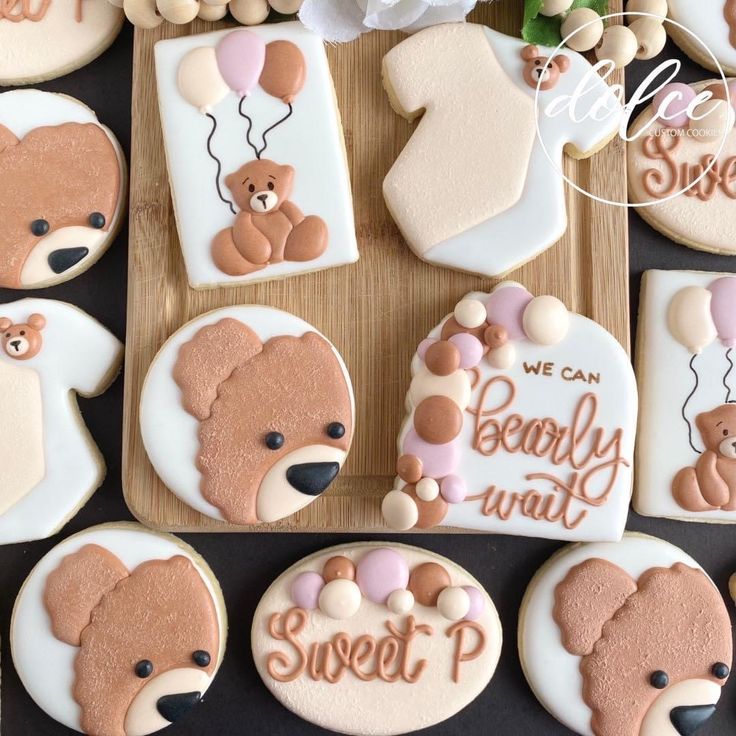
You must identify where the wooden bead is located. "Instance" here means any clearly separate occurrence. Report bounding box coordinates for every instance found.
[561,7,604,52]
[107,0,124,7]
[595,25,639,68]
[203,0,229,4]
[630,17,667,60]
[268,0,302,13]
[229,0,270,24]
[157,0,200,23]
[626,0,668,20]
[123,0,162,28]
[198,0,227,18]
[539,0,573,17]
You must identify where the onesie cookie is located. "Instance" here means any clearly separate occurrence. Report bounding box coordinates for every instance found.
[0,0,124,86]
[382,23,623,277]
[11,522,227,736]
[154,23,358,288]
[628,79,736,255]
[0,298,122,544]
[519,533,732,736]
[140,305,354,525]
[382,284,637,541]
[0,89,127,289]
[252,542,501,736]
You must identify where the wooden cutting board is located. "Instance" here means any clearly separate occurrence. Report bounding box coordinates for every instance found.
[122,2,628,532]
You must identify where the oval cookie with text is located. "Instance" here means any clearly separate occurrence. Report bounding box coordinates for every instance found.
[11,522,227,736]
[382,284,637,541]
[252,542,501,735]
[519,533,732,736]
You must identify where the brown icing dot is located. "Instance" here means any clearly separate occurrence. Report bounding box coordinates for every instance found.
[414,395,462,444]
[440,316,488,349]
[408,562,452,607]
[403,484,448,529]
[705,83,729,101]
[484,324,508,349]
[425,341,460,376]
[397,454,423,484]
[323,556,356,583]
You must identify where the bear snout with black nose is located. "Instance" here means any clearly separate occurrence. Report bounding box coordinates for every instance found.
[48,247,90,274]
[156,691,202,724]
[286,462,340,496]
[670,704,716,736]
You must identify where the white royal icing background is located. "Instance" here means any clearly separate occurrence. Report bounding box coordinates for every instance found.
[668,0,736,71]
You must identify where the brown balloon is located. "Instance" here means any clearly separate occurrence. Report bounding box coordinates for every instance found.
[259,40,306,104]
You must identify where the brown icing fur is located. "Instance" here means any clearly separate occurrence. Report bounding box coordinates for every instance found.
[0,312,45,360]
[726,0,736,48]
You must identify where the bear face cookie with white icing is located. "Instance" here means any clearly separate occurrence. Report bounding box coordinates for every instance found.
[382,24,622,278]
[0,90,127,289]
[382,284,637,541]
[519,533,732,736]
[0,298,122,544]
[252,542,501,736]
[0,0,124,86]
[154,23,358,288]
[140,305,355,526]
[11,523,227,736]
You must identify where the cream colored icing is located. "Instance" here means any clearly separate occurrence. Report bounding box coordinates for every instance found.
[408,366,471,411]
[640,679,721,736]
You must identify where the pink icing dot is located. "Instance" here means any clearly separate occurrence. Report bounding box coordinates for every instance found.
[403,430,459,478]
[290,572,324,610]
[463,586,485,621]
[653,83,696,129]
[440,475,467,504]
[449,333,484,369]
[417,339,435,360]
[485,287,532,341]
[356,548,410,604]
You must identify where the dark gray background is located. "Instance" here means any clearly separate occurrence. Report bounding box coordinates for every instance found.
[1,24,735,736]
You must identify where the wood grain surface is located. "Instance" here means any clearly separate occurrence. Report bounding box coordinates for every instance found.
[122,2,628,532]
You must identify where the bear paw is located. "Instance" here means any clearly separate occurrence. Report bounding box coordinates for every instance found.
[283,215,328,262]
[212,228,267,277]
[672,467,719,512]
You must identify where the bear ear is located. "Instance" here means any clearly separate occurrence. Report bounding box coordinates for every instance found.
[553,558,637,656]
[0,125,19,154]
[27,313,46,331]
[521,45,539,61]
[44,544,129,647]
[556,55,571,73]
[0,317,11,332]
[277,163,295,182]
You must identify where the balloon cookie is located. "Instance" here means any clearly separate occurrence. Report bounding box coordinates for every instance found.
[154,22,358,288]
[11,522,227,736]
[635,269,736,522]
[382,284,637,541]
[382,23,622,277]
[0,0,124,86]
[628,79,736,255]
[0,298,122,545]
[519,533,732,736]
[140,305,354,526]
[252,542,501,735]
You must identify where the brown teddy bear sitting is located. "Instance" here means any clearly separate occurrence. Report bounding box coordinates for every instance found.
[212,158,328,277]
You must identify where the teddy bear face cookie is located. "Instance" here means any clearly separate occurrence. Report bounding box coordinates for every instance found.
[252,542,501,735]
[519,534,732,736]
[11,523,227,736]
[0,298,122,544]
[154,23,358,288]
[382,284,637,542]
[0,89,126,289]
[140,305,355,526]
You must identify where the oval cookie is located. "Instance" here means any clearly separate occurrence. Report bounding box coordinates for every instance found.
[519,533,732,736]
[140,305,355,525]
[11,522,227,736]
[252,542,501,735]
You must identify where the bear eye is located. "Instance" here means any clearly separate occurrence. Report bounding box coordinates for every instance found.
[712,662,730,679]
[327,422,346,440]
[267,181,275,191]
[19,331,25,336]
[650,670,669,689]
[134,659,154,678]
[4,333,9,338]
[265,431,285,450]
[192,650,211,667]
[723,429,730,436]
[535,59,541,65]
[30,219,49,237]
[89,212,106,229]
[248,184,256,193]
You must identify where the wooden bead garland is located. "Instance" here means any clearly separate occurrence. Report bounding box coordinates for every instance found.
[110,0,302,26]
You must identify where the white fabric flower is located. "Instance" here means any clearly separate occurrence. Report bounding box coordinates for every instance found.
[299,0,483,43]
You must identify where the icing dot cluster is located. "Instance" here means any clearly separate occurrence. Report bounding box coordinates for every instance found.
[289,548,485,623]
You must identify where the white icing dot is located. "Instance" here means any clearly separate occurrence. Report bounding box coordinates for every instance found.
[416,477,440,502]
[487,342,516,370]
[382,490,419,531]
[318,579,362,620]
[523,295,570,346]
[437,586,471,621]
[454,299,487,329]
[387,589,415,615]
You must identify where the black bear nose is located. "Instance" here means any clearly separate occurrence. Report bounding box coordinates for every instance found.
[257,193,269,204]
[670,704,716,736]
[156,692,202,724]
[48,247,89,274]
[10,340,20,350]
[286,462,339,496]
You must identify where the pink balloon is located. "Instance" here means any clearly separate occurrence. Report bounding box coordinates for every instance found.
[215,30,266,97]
[653,83,696,129]
[709,277,736,348]
[485,286,533,341]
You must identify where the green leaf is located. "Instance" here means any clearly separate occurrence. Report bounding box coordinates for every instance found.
[522,0,609,48]
[523,0,544,27]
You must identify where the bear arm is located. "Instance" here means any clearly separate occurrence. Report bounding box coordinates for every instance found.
[695,450,731,508]
[278,200,304,227]
[232,213,273,265]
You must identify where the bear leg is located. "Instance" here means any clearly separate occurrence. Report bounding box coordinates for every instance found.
[283,215,328,262]
[672,467,719,512]
[212,228,266,277]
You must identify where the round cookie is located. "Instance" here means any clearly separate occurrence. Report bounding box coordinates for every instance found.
[11,522,227,736]
[140,305,355,525]
[252,542,501,735]
[0,90,127,289]
[519,533,732,736]
[0,0,124,86]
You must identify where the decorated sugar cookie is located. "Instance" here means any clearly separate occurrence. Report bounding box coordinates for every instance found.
[11,522,227,736]
[0,0,124,86]
[0,299,122,544]
[252,542,501,735]
[634,270,736,522]
[628,79,736,255]
[519,533,732,736]
[140,305,354,526]
[382,23,622,277]
[154,22,358,289]
[382,284,637,541]
[0,90,127,289]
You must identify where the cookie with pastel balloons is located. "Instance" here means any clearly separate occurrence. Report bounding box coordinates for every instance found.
[628,79,736,255]
[382,283,637,541]
[251,542,501,735]
[635,269,736,522]
[154,22,358,289]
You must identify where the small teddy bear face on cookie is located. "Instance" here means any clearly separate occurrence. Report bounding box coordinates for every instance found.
[521,45,570,91]
[225,159,295,215]
[697,405,736,460]
[0,313,46,360]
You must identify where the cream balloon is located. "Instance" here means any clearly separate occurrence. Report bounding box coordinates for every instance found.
[177,47,230,114]
[667,286,717,354]
[522,295,570,345]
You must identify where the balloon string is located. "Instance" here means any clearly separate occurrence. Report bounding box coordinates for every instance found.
[258,102,294,157]
[682,354,701,454]
[238,96,260,159]
[725,348,734,403]
[205,113,236,215]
